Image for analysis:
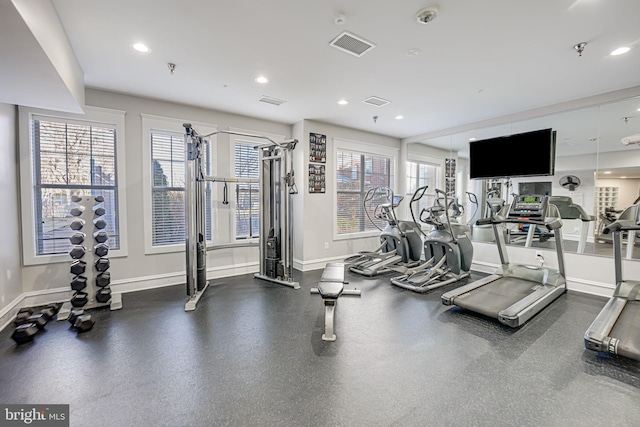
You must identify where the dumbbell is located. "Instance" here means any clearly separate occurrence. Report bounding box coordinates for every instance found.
[93,243,109,257]
[13,307,34,326]
[71,195,83,203]
[70,219,85,231]
[11,323,39,344]
[71,275,87,291]
[68,309,85,325]
[94,206,106,217]
[70,260,87,275]
[69,232,86,245]
[96,287,112,304]
[93,218,107,230]
[93,230,108,243]
[95,272,110,288]
[94,195,104,203]
[69,245,86,260]
[71,291,89,308]
[70,206,85,217]
[40,305,58,321]
[95,257,110,272]
[27,313,48,330]
[72,314,95,332]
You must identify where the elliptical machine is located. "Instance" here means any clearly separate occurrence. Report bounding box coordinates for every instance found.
[345,187,423,277]
[389,187,474,293]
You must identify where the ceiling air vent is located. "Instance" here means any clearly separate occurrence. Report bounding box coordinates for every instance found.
[362,96,391,107]
[329,31,376,57]
[258,95,286,106]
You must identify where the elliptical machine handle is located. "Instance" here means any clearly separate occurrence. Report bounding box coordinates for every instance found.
[435,189,457,245]
[409,185,429,237]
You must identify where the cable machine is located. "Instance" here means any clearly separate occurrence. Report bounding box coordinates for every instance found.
[183,123,299,311]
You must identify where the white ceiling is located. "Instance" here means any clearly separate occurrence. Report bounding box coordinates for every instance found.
[3,0,640,141]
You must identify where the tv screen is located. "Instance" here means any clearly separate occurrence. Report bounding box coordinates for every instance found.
[469,128,556,179]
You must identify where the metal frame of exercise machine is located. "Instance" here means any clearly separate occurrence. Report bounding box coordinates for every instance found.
[584,204,640,361]
[183,124,299,312]
[345,187,423,277]
[442,194,567,327]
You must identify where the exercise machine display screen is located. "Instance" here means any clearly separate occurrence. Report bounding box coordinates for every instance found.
[508,195,548,219]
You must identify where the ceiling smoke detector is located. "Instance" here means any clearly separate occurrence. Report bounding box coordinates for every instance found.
[416,7,438,24]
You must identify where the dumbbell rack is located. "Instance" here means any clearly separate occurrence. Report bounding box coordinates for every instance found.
[57,195,122,321]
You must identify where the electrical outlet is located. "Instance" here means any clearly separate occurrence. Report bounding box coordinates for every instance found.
[324,242,329,249]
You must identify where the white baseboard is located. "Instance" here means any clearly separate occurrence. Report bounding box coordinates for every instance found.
[0,262,260,333]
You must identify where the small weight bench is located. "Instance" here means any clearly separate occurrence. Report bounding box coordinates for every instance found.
[311,262,361,341]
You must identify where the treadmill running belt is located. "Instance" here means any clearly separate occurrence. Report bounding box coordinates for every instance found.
[453,277,539,319]
[609,300,640,361]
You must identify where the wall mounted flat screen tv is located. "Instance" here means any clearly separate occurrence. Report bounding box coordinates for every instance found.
[469,128,556,179]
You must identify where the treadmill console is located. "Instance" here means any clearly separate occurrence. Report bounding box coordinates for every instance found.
[507,195,548,219]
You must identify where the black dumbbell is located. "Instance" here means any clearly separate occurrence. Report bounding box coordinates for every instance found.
[96,287,112,304]
[68,309,85,325]
[70,206,85,217]
[94,206,106,217]
[13,308,34,326]
[71,292,89,308]
[69,246,86,260]
[94,195,104,203]
[71,275,88,291]
[70,219,85,231]
[95,257,110,272]
[70,260,87,275]
[40,306,57,321]
[93,218,107,230]
[27,313,48,330]
[93,230,108,243]
[11,323,39,344]
[93,243,109,257]
[69,232,85,245]
[73,314,95,332]
[95,272,110,287]
[71,195,83,203]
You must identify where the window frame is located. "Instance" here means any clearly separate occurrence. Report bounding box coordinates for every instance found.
[333,138,398,241]
[141,114,217,254]
[19,106,129,265]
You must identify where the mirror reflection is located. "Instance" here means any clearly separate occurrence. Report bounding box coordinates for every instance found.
[415,95,640,260]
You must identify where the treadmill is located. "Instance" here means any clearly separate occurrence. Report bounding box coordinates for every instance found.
[584,204,640,361]
[442,194,567,327]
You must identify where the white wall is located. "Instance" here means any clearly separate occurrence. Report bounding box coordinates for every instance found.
[0,103,23,311]
[19,89,293,294]
[291,119,401,269]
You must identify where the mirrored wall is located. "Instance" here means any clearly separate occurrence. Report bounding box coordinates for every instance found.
[411,94,640,260]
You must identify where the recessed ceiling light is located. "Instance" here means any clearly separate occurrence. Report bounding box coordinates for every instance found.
[604,171,612,174]
[636,107,640,112]
[255,76,269,84]
[132,42,150,53]
[395,115,404,120]
[610,47,630,56]
[338,99,349,105]
[469,138,476,141]
[407,48,421,57]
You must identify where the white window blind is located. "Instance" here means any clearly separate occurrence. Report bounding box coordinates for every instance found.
[32,117,120,255]
[151,131,211,246]
[234,143,260,239]
[336,149,394,234]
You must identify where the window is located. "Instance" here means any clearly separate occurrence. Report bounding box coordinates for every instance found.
[406,160,442,216]
[234,143,260,239]
[19,106,127,265]
[150,129,212,246]
[336,148,394,234]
